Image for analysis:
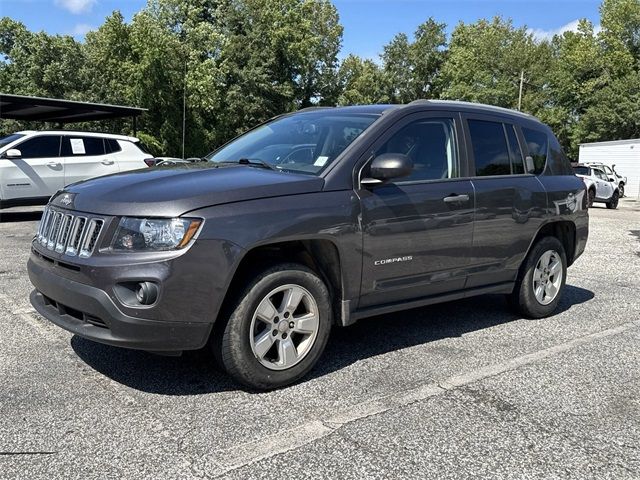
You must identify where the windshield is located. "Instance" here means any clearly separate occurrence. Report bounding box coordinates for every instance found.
[573,166,589,175]
[206,111,379,175]
[0,133,25,149]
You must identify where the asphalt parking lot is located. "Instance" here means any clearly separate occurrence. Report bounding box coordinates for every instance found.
[1,200,639,479]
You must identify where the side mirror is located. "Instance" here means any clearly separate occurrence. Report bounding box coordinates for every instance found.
[3,148,22,159]
[361,153,413,186]
[525,155,535,173]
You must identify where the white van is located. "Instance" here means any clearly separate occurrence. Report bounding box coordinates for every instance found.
[0,131,153,209]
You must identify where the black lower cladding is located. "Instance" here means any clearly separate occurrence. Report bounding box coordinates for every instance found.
[28,256,212,351]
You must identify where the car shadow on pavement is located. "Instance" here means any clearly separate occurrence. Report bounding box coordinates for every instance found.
[70,285,594,395]
[0,210,43,223]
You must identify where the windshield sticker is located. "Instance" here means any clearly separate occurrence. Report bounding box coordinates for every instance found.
[314,156,329,167]
[70,138,85,155]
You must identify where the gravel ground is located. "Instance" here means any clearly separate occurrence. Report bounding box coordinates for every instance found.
[0,199,638,479]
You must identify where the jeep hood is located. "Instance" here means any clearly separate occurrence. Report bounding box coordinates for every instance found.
[52,163,324,217]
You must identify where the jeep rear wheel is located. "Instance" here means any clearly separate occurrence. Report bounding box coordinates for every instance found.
[606,191,619,209]
[215,263,331,390]
[508,236,567,319]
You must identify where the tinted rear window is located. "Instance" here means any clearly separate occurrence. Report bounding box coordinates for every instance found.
[573,166,590,175]
[468,120,511,176]
[62,137,106,156]
[505,125,524,174]
[105,139,122,153]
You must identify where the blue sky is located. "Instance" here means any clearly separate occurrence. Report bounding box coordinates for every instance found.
[2,0,602,59]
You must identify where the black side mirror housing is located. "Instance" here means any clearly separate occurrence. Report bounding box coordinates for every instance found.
[362,153,413,186]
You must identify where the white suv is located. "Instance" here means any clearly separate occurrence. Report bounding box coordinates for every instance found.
[573,165,620,209]
[582,162,627,197]
[0,131,153,209]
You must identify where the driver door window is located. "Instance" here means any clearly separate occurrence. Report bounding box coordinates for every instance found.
[374,118,459,182]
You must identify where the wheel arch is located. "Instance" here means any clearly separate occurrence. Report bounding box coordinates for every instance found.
[521,220,577,273]
[217,238,345,328]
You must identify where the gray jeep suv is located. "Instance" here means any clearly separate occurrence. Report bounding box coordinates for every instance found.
[28,101,589,389]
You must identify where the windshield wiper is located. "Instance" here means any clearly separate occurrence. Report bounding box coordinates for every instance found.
[219,158,278,171]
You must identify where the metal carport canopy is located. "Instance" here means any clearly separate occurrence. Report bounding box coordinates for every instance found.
[0,93,146,124]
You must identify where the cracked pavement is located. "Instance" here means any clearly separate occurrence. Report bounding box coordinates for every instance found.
[0,199,639,479]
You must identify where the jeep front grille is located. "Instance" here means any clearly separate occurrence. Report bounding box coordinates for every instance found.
[37,207,104,258]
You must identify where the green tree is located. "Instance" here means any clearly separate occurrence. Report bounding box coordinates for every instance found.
[382,18,446,102]
[337,54,388,105]
[440,17,549,111]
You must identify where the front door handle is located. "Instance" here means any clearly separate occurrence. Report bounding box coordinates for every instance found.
[46,161,61,167]
[101,159,115,165]
[443,194,470,204]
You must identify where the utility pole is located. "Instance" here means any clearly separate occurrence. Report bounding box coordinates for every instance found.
[518,70,525,111]
[182,59,187,160]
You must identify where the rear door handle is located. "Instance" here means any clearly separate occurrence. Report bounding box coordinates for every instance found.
[101,159,115,165]
[443,194,470,204]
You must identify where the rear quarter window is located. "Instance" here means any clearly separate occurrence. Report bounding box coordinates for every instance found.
[522,127,548,175]
[105,139,122,153]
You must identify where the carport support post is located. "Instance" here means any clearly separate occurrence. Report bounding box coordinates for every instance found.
[132,116,137,136]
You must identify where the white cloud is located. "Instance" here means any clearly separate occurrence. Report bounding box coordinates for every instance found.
[71,23,94,37]
[528,19,602,42]
[54,0,97,15]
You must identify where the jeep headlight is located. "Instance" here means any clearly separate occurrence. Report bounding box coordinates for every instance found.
[112,217,202,251]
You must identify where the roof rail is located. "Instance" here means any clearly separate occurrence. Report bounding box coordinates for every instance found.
[297,106,334,113]
[406,99,538,120]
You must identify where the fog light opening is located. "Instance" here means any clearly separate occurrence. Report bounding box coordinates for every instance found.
[135,282,159,306]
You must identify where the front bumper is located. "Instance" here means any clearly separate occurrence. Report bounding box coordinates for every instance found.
[28,256,213,352]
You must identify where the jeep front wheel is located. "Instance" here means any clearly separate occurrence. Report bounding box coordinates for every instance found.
[216,263,331,390]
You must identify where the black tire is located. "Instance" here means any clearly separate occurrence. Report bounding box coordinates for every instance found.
[587,189,595,208]
[619,183,625,198]
[606,190,619,209]
[214,263,332,390]
[508,236,567,319]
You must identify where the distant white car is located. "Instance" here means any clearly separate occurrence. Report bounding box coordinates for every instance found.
[573,165,620,209]
[581,162,627,197]
[0,131,153,209]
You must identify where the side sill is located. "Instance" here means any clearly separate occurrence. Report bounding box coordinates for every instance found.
[350,282,515,323]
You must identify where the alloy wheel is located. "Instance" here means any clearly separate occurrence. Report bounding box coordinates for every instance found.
[249,284,320,371]
[532,250,563,306]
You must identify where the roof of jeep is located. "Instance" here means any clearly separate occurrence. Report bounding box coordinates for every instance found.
[297,100,540,123]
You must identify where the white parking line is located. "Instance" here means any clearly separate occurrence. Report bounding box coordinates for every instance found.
[211,318,640,476]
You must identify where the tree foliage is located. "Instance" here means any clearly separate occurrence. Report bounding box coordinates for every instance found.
[1,0,639,158]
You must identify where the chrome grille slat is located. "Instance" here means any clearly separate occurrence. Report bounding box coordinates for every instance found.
[55,215,73,253]
[46,213,63,250]
[37,207,104,258]
[79,219,103,258]
[37,208,50,243]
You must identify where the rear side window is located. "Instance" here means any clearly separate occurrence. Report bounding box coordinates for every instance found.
[468,120,511,176]
[375,117,458,182]
[505,125,524,174]
[16,136,61,158]
[62,137,106,156]
[522,128,548,175]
